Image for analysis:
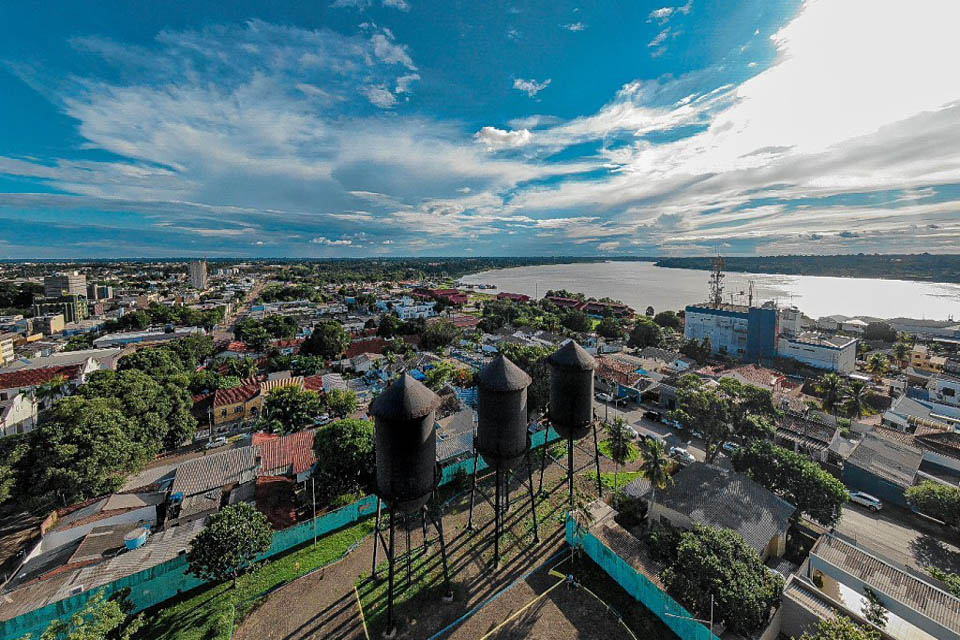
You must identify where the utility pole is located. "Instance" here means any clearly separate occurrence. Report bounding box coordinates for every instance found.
[312,477,318,546]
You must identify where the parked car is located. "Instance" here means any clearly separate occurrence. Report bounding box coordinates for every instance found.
[595,392,613,402]
[722,442,740,454]
[849,492,883,511]
[669,446,696,464]
[643,410,661,422]
[204,436,228,450]
[623,425,639,439]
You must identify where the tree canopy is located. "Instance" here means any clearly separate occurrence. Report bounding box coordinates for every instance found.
[187,503,272,586]
[905,481,960,526]
[661,525,783,635]
[797,615,881,640]
[731,440,847,526]
[263,385,324,434]
[421,319,461,351]
[325,388,359,418]
[301,320,350,359]
[627,318,662,349]
[653,310,682,330]
[312,418,376,501]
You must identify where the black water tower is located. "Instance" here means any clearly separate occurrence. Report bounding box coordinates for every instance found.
[369,373,441,514]
[476,354,532,470]
[547,340,596,439]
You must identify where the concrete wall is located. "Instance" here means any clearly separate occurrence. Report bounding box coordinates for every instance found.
[841,464,910,507]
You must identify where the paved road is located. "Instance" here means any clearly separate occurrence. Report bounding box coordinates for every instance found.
[213,278,265,342]
[593,398,710,462]
[835,503,960,576]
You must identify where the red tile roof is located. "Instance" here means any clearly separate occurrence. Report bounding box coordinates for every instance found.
[213,383,260,408]
[0,365,83,390]
[303,375,324,392]
[254,429,317,475]
[345,337,389,358]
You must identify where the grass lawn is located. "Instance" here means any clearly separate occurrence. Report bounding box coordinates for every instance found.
[598,439,640,463]
[139,517,375,640]
[585,471,645,492]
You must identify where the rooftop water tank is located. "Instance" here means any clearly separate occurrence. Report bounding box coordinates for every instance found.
[548,341,596,439]
[123,527,149,551]
[369,373,441,514]
[476,354,532,470]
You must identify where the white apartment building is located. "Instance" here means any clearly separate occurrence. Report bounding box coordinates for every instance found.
[777,333,858,373]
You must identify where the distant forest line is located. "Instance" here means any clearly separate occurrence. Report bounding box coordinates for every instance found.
[653,254,960,284]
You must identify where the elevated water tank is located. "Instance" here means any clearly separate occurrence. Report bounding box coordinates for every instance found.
[548,341,596,439]
[476,354,532,470]
[369,373,442,513]
[123,527,149,551]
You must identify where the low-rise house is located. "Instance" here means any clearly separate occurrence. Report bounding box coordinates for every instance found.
[253,430,317,482]
[718,363,787,393]
[167,446,259,526]
[911,345,947,373]
[0,347,122,372]
[0,361,98,406]
[775,413,841,464]
[0,392,37,437]
[842,432,923,507]
[626,463,795,561]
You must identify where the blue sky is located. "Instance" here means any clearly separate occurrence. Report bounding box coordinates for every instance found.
[1,0,959,258]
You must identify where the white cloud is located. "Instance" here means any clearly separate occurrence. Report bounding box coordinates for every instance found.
[474,126,533,150]
[311,236,353,245]
[648,28,670,48]
[563,22,586,32]
[649,7,674,21]
[370,34,417,70]
[513,77,551,98]
[363,85,397,108]
[382,0,409,10]
[395,73,420,93]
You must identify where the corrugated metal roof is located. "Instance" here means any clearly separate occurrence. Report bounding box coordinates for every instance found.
[846,433,923,488]
[813,535,960,635]
[171,446,258,497]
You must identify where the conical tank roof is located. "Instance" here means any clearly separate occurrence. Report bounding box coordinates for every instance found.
[547,340,596,371]
[369,373,441,420]
[478,354,531,392]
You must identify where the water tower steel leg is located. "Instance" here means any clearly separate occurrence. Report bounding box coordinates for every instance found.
[386,510,396,637]
[538,441,548,495]
[567,435,575,508]
[467,448,479,531]
[494,468,501,568]
[405,516,412,588]
[432,504,453,600]
[592,421,603,498]
[371,497,382,579]
[525,448,539,543]
[504,468,511,514]
[421,506,429,549]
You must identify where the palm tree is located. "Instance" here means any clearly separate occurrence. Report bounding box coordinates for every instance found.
[638,438,672,530]
[893,342,910,368]
[36,374,69,409]
[817,373,846,415]
[867,353,889,381]
[845,379,870,420]
[606,417,633,506]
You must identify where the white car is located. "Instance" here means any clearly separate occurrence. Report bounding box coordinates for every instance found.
[595,392,613,402]
[722,442,740,454]
[669,446,696,464]
[849,492,883,511]
[204,436,228,450]
[624,425,639,439]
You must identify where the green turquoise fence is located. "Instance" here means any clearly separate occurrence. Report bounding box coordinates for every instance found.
[1,428,560,640]
[565,515,721,640]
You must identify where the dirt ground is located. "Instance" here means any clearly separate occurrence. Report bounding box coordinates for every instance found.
[236,443,650,640]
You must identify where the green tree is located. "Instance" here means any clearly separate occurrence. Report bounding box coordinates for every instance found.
[263,386,324,434]
[243,326,273,353]
[301,320,350,359]
[717,377,777,443]
[638,437,672,529]
[817,373,846,415]
[862,587,887,629]
[892,341,910,367]
[30,397,148,505]
[863,322,896,342]
[661,526,783,635]
[225,357,259,379]
[844,379,870,419]
[905,481,960,526]
[671,374,730,463]
[424,360,459,391]
[605,417,633,505]
[926,566,960,597]
[325,388,359,418]
[421,319,461,351]
[867,353,889,380]
[731,440,847,526]
[653,310,682,330]
[596,316,623,340]
[798,616,881,640]
[560,309,592,333]
[187,503,272,587]
[117,347,185,379]
[377,313,403,338]
[39,591,143,640]
[312,419,375,501]
[628,318,662,349]
[290,355,325,376]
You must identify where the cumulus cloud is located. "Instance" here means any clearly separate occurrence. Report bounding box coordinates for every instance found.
[563,22,586,32]
[363,85,397,108]
[513,77,551,98]
[474,126,533,150]
[395,73,420,93]
[311,236,353,245]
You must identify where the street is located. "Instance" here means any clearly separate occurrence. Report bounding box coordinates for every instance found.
[593,398,712,463]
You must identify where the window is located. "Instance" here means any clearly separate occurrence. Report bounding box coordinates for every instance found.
[220,408,227,417]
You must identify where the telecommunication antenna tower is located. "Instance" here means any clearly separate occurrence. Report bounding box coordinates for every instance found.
[709,255,725,307]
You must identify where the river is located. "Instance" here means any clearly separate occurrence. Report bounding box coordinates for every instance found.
[459,261,960,321]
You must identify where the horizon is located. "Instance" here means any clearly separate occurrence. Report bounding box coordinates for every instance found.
[2,0,960,258]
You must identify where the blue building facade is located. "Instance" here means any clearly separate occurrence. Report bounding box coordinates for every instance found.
[684,303,778,362]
